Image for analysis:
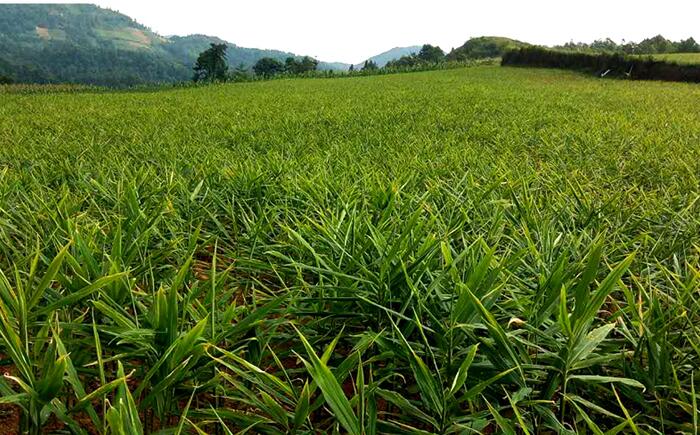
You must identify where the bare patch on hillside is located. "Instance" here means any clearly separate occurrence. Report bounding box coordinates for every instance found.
[35,26,49,39]
[127,28,152,47]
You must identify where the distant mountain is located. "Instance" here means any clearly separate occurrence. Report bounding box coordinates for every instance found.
[447,36,529,60]
[319,61,352,71]
[354,46,422,69]
[0,4,345,86]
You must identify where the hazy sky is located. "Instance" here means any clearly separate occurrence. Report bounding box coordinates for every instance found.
[12,1,700,63]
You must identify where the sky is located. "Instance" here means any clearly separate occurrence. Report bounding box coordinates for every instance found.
[10,1,700,64]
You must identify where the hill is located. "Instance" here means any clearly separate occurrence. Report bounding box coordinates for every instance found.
[0,4,344,86]
[447,36,529,60]
[354,45,422,69]
[0,4,187,85]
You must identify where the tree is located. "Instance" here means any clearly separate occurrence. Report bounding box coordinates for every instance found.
[677,37,700,53]
[385,55,420,69]
[0,75,13,85]
[299,56,319,73]
[362,60,378,71]
[348,64,354,72]
[637,35,674,54]
[253,57,284,77]
[285,57,299,73]
[192,43,228,82]
[417,44,445,63]
[284,56,319,74]
[589,38,619,52]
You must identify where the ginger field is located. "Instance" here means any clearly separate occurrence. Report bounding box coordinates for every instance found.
[1,66,699,433]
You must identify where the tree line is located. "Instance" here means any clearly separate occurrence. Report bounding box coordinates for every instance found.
[192,43,325,82]
[191,43,457,83]
[555,35,700,55]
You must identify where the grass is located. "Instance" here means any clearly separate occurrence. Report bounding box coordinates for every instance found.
[647,52,700,64]
[0,65,699,433]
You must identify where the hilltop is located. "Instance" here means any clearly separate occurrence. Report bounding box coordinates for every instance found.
[447,36,529,60]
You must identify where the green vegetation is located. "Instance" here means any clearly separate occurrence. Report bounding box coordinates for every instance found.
[503,46,700,83]
[284,56,320,75]
[193,43,229,82]
[447,36,529,61]
[252,57,286,78]
[249,56,320,79]
[1,65,699,433]
[645,52,700,65]
[556,35,700,55]
[417,44,446,63]
[189,44,324,82]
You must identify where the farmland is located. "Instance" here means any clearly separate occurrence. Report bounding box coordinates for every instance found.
[649,52,700,64]
[1,66,699,433]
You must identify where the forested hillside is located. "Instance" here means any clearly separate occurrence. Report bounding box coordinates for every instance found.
[0,4,332,86]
